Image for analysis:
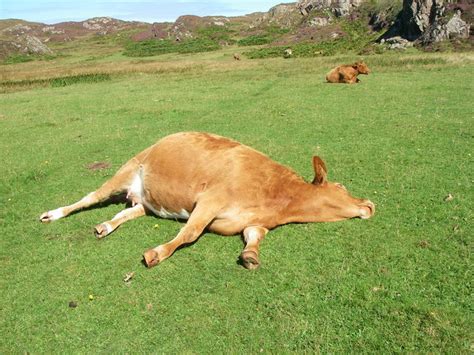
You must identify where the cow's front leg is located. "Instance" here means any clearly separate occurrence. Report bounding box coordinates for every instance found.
[143,202,219,268]
[240,226,268,270]
[94,203,145,238]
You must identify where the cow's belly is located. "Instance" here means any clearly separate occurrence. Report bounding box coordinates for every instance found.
[127,168,193,220]
[208,207,275,236]
[144,203,190,220]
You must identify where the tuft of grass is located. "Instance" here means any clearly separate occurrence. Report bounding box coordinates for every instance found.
[50,73,111,87]
[3,54,35,64]
[1,73,111,91]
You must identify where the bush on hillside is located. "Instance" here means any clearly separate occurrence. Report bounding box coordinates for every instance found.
[123,38,220,57]
[3,54,34,64]
[244,20,378,59]
[197,25,235,43]
[238,34,274,46]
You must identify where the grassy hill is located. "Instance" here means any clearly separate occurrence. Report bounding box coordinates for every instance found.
[1,45,473,352]
[1,0,472,64]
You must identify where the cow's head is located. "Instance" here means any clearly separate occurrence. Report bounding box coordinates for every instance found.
[353,61,370,75]
[310,156,375,221]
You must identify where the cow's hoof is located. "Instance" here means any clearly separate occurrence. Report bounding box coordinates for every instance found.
[143,249,160,268]
[240,250,260,270]
[94,223,110,239]
[40,209,63,223]
[40,211,57,223]
[40,212,52,223]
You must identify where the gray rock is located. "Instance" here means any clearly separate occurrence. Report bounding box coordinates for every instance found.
[444,10,470,39]
[383,35,414,49]
[381,0,471,45]
[298,0,363,17]
[23,35,54,55]
[2,35,54,56]
[308,17,331,27]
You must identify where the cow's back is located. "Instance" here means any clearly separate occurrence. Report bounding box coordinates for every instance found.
[137,132,301,215]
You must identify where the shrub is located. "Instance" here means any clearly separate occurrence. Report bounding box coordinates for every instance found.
[244,20,379,59]
[123,39,175,57]
[1,73,111,92]
[3,54,34,65]
[50,73,111,87]
[238,35,273,46]
[176,38,220,54]
[123,38,221,57]
[197,25,234,42]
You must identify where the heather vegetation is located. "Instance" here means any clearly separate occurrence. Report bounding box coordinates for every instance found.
[245,20,380,58]
[123,38,221,57]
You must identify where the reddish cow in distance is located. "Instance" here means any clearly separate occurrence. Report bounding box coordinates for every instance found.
[326,61,370,84]
[40,132,375,269]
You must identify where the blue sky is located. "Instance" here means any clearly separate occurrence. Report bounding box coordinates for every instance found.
[1,0,281,24]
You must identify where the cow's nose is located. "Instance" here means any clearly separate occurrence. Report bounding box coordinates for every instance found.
[359,200,375,219]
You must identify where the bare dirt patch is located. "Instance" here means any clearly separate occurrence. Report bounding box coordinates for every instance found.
[86,161,111,171]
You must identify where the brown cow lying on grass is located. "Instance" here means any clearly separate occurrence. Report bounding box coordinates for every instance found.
[326,61,370,84]
[40,132,375,269]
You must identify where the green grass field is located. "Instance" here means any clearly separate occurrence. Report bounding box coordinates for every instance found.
[1,50,473,352]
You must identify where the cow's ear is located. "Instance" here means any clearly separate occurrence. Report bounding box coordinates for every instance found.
[312,156,328,185]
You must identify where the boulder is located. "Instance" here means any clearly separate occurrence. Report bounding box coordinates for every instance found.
[381,0,471,44]
[380,36,414,49]
[23,35,53,54]
[308,17,332,27]
[0,34,53,59]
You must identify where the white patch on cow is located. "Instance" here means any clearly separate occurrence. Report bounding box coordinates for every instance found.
[103,222,113,234]
[128,172,144,204]
[48,208,64,221]
[143,202,189,220]
[245,228,260,244]
[127,165,189,220]
[157,207,190,220]
[359,208,370,219]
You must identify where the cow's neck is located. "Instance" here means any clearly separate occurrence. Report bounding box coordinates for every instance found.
[280,181,326,224]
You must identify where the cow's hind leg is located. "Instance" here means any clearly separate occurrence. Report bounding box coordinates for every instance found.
[40,158,140,223]
[240,226,268,270]
[94,203,146,238]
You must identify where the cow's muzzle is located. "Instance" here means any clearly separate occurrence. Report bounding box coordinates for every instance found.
[358,200,375,219]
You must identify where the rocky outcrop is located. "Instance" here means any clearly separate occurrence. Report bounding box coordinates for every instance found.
[23,35,54,54]
[1,23,54,57]
[255,1,363,29]
[298,0,363,17]
[0,35,53,58]
[256,3,302,28]
[420,8,470,43]
[381,0,471,44]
